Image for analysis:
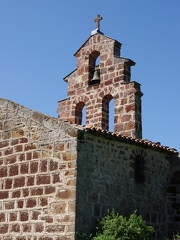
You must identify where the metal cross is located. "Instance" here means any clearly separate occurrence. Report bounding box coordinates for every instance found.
[94,14,103,30]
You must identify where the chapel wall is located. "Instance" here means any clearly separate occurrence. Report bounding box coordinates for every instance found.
[76,131,173,239]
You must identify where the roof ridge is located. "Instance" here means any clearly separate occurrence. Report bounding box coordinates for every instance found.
[83,126,177,154]
[59,122,177,154]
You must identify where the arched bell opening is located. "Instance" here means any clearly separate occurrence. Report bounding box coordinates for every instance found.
[75,102,86,125]
[82,105,86,126]
[89,50,100,86]
[102,94,113,131]
[109,98,114,132]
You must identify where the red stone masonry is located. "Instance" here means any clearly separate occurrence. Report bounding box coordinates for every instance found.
[0,99,77,240]
[58,33,143,139]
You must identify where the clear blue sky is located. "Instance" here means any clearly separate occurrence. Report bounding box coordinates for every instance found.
[0,0,180,151]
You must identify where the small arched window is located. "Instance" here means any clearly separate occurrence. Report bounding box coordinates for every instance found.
[102,94,113,131]
[75,102,85,125]
[134,155,144,183]
[109,98,114,132]
[82,105,86,126]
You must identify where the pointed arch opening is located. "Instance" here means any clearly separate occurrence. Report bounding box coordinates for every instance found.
[102,94,114,131]
[75,102,86,125]
[89,50,100,86]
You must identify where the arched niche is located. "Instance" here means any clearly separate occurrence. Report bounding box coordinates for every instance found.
[75,102,86,125]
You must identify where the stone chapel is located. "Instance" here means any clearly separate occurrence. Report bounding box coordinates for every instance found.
[0,15,180,240]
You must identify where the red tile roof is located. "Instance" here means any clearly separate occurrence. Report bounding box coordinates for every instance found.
[61,121,177,154]
[83,126,177,154]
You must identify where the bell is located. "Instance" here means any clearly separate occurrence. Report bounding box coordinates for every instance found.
[90,69,100,85]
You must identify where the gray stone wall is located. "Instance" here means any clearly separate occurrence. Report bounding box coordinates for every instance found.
[75,131,174,239]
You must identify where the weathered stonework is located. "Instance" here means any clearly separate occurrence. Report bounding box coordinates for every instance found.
[75,131,179,239]
[0,98,77,240]
[0,98,179,240]
[58,33,142,139]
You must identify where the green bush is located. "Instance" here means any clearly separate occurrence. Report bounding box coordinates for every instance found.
[76,210,154,240]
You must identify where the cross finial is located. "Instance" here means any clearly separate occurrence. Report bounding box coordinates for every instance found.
[94,14,103,30]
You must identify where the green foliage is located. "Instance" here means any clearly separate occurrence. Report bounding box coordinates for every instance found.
[76,210,154,240]
[93,210,154,240]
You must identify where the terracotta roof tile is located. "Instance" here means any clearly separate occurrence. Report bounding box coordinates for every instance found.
[61,121,177,154]
[83,126,177,154]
